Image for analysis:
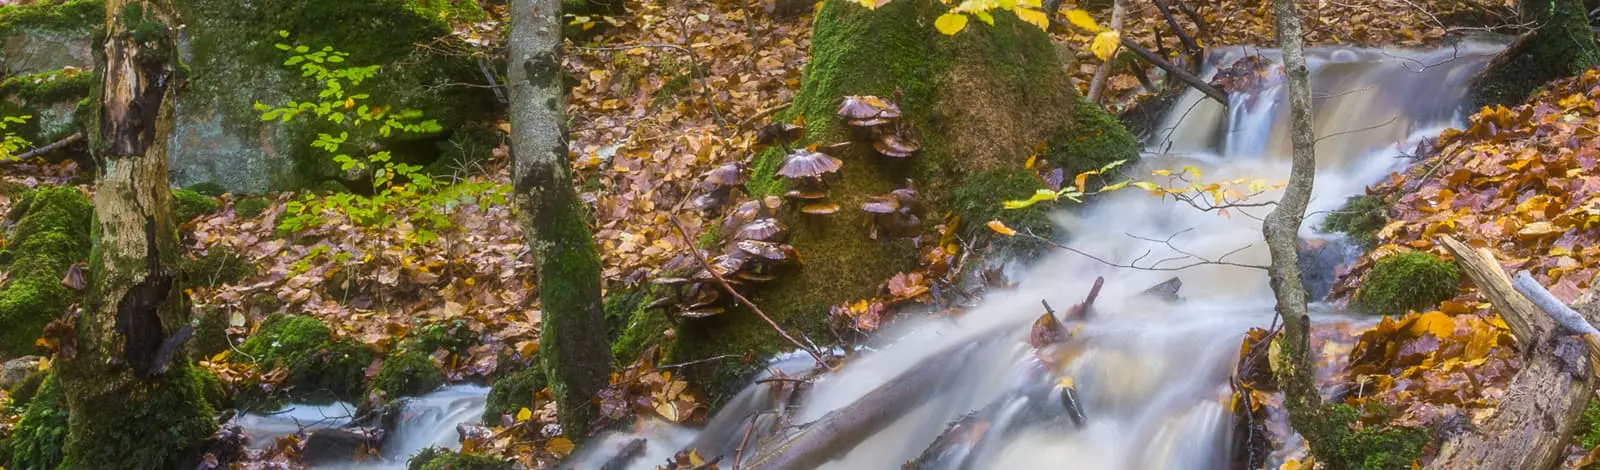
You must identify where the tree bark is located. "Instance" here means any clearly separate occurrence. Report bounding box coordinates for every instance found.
[1260,0,1343,463]
[1086,0,1126,103]
[56,0,217,468]
[508,0,614,438]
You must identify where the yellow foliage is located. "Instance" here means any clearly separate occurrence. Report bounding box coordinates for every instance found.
[1063,8,1101,32]
[935,12,970,35]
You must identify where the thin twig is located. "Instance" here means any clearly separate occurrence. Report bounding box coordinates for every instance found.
[737,102,792,128]
[656,354,742,370]
[1017,229,1267,271]
[1120,38,1228,103]
[15,132,83,160]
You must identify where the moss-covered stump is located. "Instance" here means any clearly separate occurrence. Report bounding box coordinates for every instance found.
[56,360,217,470]
[0,186,92,357]
[633,0,1137,399]
[1322,195,1387,250]
[5,373,67,470]
[1470,0,1600,106]
[166,0,497,192]
[1355,251,1461,316]
[239,314,373,404]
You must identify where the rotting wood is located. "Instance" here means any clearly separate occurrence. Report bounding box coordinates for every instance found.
[1426,235,1591,470]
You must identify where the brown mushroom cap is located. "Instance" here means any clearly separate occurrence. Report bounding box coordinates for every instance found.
[652,277,690,287]
[874,124,922,158]
[678,307,726,319]
[699,162,744,190]
[820,141,854,155]
[777,149,844,179]
[734,240,797,262]
[736,271,778,282]
[838,95,903,125]
[801,202,842,215]
[784,188,829,201]
[890,187,923,215]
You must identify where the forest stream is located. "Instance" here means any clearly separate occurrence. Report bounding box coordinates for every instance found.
[232,40,1506,469]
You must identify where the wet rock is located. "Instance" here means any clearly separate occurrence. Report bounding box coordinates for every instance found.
[1,355,42,389]
[2,32,92,76]
[301,427,385,465]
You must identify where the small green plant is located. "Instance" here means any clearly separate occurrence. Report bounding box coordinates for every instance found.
[254,31,507,248]
[1356,251,1460,315]
[1,114,33,160]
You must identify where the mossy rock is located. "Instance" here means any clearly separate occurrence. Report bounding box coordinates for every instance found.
[1355,252,1460,316]
[172,188,221,222]
[7,369,47,409]
[0,0,99,78]
[410,320,478,356]
[406,447,513,470]
[167,0,496,193]
[0,186,92,357]
[5,372,66,470]
[369,349,445,400]
[1312,403,1430,470]
[649,0,1138,400]
[240,314,373,403]
[234,196,273,218]
[181,245,255,288]
[1470,0,1599,106]
[184,182,230,197]
[188,305,233,361]
[1322,195,1387,250]
[482,365,545,423]
[191,366,233,412]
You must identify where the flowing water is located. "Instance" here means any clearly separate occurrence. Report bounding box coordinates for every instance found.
[235,40,1505,469]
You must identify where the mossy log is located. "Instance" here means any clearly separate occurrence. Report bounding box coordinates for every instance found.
[1469,0,1600,106]
[55,2,215,468]
[640,0,1139,400]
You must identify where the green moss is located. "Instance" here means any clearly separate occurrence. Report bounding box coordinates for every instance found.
[1578,401,1600,449]
[182,245,255,288]
[1322,195,1387,249]
[57,361,217,470]
[481,365,545,423]
[1043,96,1140,179]
[0,68,95,105]
[1356,251,1460,316]
[1313,403,1430,470]
[7,369,47,409]
[184,182,229,197]
[1471,0,1599,106]
[406,447,512,470]
[234,196,273,218]
[603,286,650,344]
[0,186,92,357]
[411,320,477,356]
[191,367,232,411]
[6,373,66,470]
[240,314,373,403]
[369,349,445,399]
[172,188,220,222]
[610,293,672,364]
[188,305,232,362]
[0,0,103,35]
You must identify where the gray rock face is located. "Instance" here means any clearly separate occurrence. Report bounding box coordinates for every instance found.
[1,355,43,389]
[2,31,92,76]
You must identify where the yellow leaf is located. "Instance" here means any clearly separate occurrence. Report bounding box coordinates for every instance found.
[1056,376,1075,388]
[36,356,49,371]
[998,0,1018,8]
[209,350,230,363]
[1063,9,1101,32]
[1025,154,1037,169]
[515,407,533,422]
[1132,181,1161,192]
[1407,311,1456,339]
[1014,7,1049,29]
[546,437,576,456]
[1100,179,1130,192]
[1091,30,1120,61]
[934,12,969,35]
[987,220,1017,236]
[973,10,994,25]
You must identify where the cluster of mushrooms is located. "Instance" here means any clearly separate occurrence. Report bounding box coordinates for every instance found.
[650,95,926,319]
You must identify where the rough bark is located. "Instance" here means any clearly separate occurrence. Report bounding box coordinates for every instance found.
[1426,236,1592,470]
[55,0,216,468]
[1469,0,1600,106]
[508,0,614,438]
[1260,0,1340,463]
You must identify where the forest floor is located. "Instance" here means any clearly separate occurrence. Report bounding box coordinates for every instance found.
[2,0,1590,468]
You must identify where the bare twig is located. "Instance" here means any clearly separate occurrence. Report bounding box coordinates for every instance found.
[1016,228,1266,271]
[656,354,743,370]
[15,132,83,160]
[1120,38,1228,103]
[737,102,792,129]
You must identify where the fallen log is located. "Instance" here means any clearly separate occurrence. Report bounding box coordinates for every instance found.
[1426,235,1592,470]
[1118,38,1228,104]
[1514,271,1600,367]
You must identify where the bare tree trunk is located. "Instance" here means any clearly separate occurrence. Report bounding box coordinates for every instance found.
[56,0,217,468]
[1260,0,1342,462]
[1085,0,1126,103]
[508,0,614,439]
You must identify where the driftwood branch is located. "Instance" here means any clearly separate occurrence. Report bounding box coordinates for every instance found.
[1514,271,1600,371]
[1427,235,1592,470]
[1119,38,1228,104]
[15,132,83,160]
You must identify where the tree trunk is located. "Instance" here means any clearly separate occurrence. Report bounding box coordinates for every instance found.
[508,0,614,439]
[649,0,1140,398]
[56,1,217,468]
[1469,0,1600,106]
[1261,0,1345,464]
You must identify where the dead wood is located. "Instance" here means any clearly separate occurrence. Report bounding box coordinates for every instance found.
[1119,38,1228,104]
[1426,235,1592,470]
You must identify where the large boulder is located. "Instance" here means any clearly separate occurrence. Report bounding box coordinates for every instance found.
[0,0,99,149]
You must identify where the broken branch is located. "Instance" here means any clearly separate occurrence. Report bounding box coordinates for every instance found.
[1120,38,1228,104]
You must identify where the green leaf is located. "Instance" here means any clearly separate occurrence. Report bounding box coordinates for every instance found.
[973,10,994,25]
[1002,189,1060,209]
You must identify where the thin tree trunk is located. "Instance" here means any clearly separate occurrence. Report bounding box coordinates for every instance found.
[57,0,216,468]
[1260,0,1340,462]
[1086,0,1126,103]
[508,0,614,438]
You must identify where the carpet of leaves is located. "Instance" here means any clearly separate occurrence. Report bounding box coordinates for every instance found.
[1304,68,1600,466]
